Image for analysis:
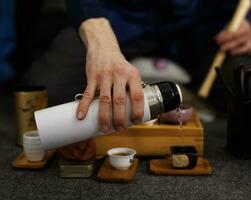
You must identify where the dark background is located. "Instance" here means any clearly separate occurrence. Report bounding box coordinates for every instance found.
[10,0,69,82]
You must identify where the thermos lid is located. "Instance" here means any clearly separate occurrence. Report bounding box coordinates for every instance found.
[156,81,182,112]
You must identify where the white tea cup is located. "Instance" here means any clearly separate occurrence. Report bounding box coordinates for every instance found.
[107,147,136,170]
[23,130,45,162]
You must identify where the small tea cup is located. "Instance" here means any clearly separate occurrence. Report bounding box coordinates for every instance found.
[23,130,45,162]
[107,147,136,170]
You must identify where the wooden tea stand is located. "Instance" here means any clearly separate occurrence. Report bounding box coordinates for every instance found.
[12,108,211,180]
[94,110,204,157]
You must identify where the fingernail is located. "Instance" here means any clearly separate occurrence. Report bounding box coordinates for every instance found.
[101,125,109,133]
[77,111,84,119]
[133,120,141,125]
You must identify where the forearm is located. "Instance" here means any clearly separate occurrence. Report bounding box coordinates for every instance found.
[78,18,121,54]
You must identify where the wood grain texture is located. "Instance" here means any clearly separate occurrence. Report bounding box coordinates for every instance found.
[94,111,204,156]
[12,150,56,169]
[150,157,212,175]
[97,157,139,183]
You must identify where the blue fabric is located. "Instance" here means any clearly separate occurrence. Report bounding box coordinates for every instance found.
[0,0,16,83]
[66,0,248,45]
[66,0,251,86]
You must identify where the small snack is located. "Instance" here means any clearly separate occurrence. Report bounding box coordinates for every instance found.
[172,154,189,168]
[170,146,198,169]
[57,139,96,161]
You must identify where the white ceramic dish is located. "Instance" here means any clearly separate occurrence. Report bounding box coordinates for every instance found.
[107,147,136,170]
[23,130,45,162]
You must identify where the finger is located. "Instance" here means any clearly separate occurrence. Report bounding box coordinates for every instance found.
[221,34,250,51]
[128,68,144,124]
[220,37,242,51]
[215,30,227,43]
[231,20,251,39]
[231,42,251,55]
[113,80,127,131]
[98,72,112,133]
[76,78,97,120]
[216,31,244,45]
[216,31,239,45]
[215,23,248,44]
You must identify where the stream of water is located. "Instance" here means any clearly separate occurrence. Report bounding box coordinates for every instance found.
[176,106,184,145]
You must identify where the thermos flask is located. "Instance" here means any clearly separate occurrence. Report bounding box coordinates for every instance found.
[34,81,182,150]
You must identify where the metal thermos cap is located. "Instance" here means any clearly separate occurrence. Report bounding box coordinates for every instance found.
[155,81,182,112]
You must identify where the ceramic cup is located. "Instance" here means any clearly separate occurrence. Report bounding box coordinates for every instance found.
[107,147,136,170]
[23,130,45,162]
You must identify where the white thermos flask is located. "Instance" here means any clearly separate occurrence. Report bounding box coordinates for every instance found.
[34,81,182,150]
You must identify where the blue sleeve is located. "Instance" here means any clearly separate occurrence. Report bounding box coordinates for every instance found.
[226,0,251,23]
[66,0,201,30]
[66,0,108,29]
[167,0,200,17]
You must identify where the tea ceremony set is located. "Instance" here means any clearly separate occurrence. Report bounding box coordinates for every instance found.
[2,1,251,198]
[0,74,250,200]
[12,81,212,183]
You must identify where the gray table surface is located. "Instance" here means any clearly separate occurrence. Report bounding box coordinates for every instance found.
[1,94,251,200]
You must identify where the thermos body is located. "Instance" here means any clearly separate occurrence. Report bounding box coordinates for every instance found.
[35,82,182,150]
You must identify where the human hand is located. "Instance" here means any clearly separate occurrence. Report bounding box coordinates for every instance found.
[215,19,251,55]
[76,18,144,133]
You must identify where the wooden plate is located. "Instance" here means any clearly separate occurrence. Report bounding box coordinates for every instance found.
[12,150,56,169]
[97,157,139,183]
[150,157,212,175]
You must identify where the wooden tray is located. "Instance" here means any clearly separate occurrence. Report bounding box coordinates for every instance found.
[97,157,139,183]
[150,157,212,175]
[12,150,56,169]
[94,110,204,156]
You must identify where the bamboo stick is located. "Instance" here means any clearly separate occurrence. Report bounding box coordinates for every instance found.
[198,0,251,98]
